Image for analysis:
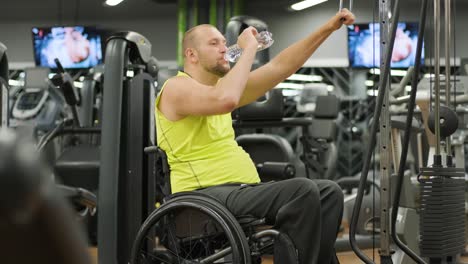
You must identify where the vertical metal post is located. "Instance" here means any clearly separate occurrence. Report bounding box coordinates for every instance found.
[379,0,392,257]
[0,43,8,128]
[98,39,127,264]
[444,0,452,159]
[1,82,7,127]
[434,0,441,158]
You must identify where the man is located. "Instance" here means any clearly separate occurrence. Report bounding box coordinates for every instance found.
[155,9,355,264]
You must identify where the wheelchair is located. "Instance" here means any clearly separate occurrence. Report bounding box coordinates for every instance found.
[130,146,299,264]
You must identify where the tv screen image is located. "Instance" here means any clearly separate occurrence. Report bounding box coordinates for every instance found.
[32,26,103,69]
[347,22,424,68]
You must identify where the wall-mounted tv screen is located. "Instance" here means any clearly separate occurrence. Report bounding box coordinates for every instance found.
[348,22,424,68]
[32,26,103,69]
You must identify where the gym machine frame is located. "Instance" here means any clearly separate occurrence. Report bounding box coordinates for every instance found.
[349,0,465,263]
[98,32,157,264]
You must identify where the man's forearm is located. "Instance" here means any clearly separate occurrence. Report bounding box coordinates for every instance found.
[217,45,258,106]
[237,9,355,107]
[237,20,336,107]
[269,22,335,79]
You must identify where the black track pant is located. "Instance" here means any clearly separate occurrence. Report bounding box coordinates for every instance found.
[197,177,344,264]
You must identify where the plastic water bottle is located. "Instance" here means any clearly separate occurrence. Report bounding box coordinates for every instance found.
[224,31,274,63]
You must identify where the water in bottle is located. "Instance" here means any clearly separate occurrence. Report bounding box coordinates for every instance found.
[224,31,274,63]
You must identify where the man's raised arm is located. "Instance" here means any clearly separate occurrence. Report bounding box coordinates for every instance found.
[237,9,355,107]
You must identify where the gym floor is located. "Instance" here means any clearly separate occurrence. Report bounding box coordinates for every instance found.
[86,248,378,263]
[87,247,468,263]
[86,219,468,264]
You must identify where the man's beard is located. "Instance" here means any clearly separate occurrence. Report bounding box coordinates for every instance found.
[206,62,230,77]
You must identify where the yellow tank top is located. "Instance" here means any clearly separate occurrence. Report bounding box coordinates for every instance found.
[155,71,260,193]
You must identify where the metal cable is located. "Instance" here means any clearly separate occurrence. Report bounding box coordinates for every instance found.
[390,1,429,263]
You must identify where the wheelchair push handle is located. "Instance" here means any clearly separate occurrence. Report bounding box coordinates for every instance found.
[144,145,169,171]
[144,145,159,154]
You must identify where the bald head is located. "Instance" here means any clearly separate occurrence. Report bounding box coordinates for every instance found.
[181,24,230,77]
[182,24,217,57]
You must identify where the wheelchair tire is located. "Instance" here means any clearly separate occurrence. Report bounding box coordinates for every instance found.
[167,193,252,263]
[130,198,251,264]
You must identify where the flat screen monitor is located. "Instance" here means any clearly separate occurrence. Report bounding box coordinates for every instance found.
[347,22,424,68]
[32,26,103,69]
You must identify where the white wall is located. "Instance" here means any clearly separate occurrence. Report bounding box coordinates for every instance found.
[1,0,468,68]
[248,0,468,67]
[0,17,178,68]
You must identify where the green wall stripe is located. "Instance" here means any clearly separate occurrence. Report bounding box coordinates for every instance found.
[225,0,232,25]
[177,0,187,67]
[233,0,244,16]
[209,0,217,26]
[192,0,199,27]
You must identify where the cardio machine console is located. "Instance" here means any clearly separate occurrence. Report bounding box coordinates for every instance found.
[12,89,49,120]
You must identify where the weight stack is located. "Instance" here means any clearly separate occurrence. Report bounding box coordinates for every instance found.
[418,167,465,259]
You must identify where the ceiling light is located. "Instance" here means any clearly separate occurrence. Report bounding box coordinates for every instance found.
[369,68,408,77]
[291,0,328,11]
[367,89,378,96]
[282,89,301,97]
[287,74,323,82]
[8,80,24,87]
[423,73,445,79]
[73,82,83,88]
[105,0,124,6]
[275,83,305,89]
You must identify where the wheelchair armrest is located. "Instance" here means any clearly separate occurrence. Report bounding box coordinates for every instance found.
[144,145,170,175]
[256,162,295,181]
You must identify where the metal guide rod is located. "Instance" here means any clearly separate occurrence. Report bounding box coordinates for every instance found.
[379,0,392,256]
[0,43,8,127]
[434,0,441,157]
[339,0,353,11]
[445,0,452,157]
[1,81,7,127]
[391,128,402,171]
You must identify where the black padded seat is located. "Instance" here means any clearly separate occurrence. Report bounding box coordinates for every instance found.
[236,134,296,181]
[54,145,100,192]
[308,119,337,142]
[314,95,340,119]
[236,133,294,164]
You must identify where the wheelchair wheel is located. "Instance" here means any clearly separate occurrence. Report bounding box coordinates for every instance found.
[130,198,251,264]
[167,194,252,262]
